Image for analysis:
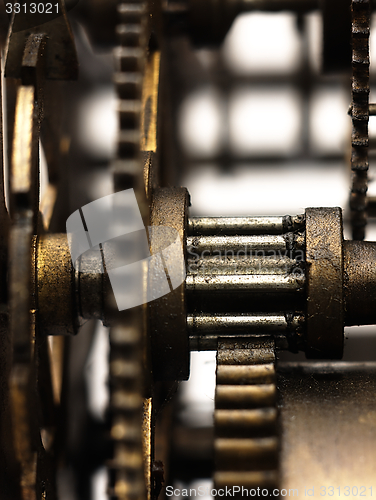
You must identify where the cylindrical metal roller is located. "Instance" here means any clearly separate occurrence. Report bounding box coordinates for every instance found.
[187,255,301,275]
[186,274,305,293]
[188,215,304,236]
[187,313,304,335]
[187,234,293,256]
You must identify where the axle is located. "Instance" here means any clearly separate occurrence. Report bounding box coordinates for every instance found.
[35,194,376,379]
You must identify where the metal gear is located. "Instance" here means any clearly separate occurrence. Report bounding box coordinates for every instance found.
[350,0,371,240]
[214,338,279,494]
[3,4,78,498]
[108,2,150,499]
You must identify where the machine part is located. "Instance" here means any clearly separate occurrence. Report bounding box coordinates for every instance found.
[149,187,190,381]
[188,215,305,236]
[109,318,146,500]
[36,207,376,354]
[186,212,306,355]
[6,30,62,500]
[214,338,279,491]
[37,234,80,336]
[108,1,152,498]
[188,313,304,351]
[279,362,376,491]
[5,0,78,81]
[77,246,106,322]
[187,234,304,256]
[350,0,370,240]
[5,1,376,496]
[187,255,302,275]
[186,274,305,293]
[305,208,344,359]
[113,0,148,197]
[187,313,303,335]
[343,240,376,326]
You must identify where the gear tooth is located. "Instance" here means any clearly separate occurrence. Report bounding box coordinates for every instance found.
[117,130,141,158]
[117,3,146,24]
[114,47,145,73]
[118,99,142,129]
[111,416,141,442]
[116,24,143,47]
[114,72,143,100]
[110,359,141,381]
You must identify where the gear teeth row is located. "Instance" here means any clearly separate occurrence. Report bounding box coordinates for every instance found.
[109,320,146,500]
[113,1,148,195]
[109,1,149,499]
[350,0,371,240]
[214,339,279,496]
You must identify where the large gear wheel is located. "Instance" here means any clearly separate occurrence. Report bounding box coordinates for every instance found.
[2,3,79,499]
[109,2,160,498]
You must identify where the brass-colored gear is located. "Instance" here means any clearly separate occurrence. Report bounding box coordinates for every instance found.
[214,338,279,494]
[108,2,150,499]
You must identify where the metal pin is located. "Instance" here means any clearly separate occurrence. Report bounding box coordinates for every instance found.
[188,217,285,235]
[187,313,304,334]
[187,235,289,256]
[187,255,301,275]
[185,273,305,293]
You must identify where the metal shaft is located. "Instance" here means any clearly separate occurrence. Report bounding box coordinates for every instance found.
[187,313,304,334]
[187,234,297,256]
[186,273,305,293]
[188,215,304,236]
[187,255,302,275]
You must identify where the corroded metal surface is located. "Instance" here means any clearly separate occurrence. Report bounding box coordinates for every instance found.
[149,187,190,381]
[142,398,152,500]
[187,313,304,336]
[214,339,279,492]
[7,34,57,500]
[37,234,79,336]
[187,214,306,355]
[350,0,370,240]
[187,234,303,256]
[188,215,305,236]
[343,240,376,326]
[186,273,305,293]
[77,247,105,322]
[5,0,78,81]
[279,362,376,492]
[305,208,344,359]
[188,255,301,275]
